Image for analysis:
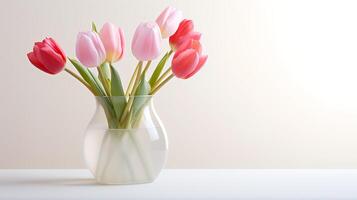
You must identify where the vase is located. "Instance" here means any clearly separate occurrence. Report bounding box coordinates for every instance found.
[83,95,168,184]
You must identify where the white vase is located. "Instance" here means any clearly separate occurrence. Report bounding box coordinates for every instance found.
[83,96,168,184]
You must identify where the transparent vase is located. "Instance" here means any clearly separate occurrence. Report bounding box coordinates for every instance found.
[83,96,168,184]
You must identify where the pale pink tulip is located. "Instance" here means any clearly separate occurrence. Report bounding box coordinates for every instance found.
[131,22,162,61]
[156,6,183,38]
[76,31,106,67]
[100,22,125,63]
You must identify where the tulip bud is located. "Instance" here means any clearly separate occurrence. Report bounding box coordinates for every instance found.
[172,39,207,79]
[76,31,106,67]
[131,22,162,61]
[100,22,125,63]
[27,37,66,75]
[169,19,202,49]
[156,6,183,38]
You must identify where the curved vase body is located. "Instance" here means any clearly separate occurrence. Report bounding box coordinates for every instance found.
[83,96,168,184]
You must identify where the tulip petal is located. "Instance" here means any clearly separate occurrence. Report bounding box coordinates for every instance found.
[132,22,161,61]
[44,37,66,61]
[27,52,43,68]
[163,10,183,38]
[37,46,66,74]
[184,55,208,79]
[147,25,162,59]
[173,19,194,37]
[27,52,53,74]
[175,39,202,57]
[27,38,66,75]
[156,7,172,27]
[169,19,194,47]
[118,27,125,59]
[156,6,183,38]
[176,31,202,48]
[33,43,65,74]
[100,23,119,62]
[172,49,199,78]
[89,32,106,63]
[76,33,101,67]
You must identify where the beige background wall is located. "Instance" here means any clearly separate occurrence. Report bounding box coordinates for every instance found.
[1,0,357,168]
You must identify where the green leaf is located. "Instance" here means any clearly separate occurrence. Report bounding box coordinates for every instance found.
[69,58,118,126]
[110,65,126,119]
[149,52,171,87]
[97,97,118,128]
[68,58,122,128]
[69,58,99,95]
[131,76,151,118]
[69,58,91,84]
[87,69,106,96]
[88,70,118,125]
[97,64,111,96]
[101,62,111,81]
[110,65,124,96]
[130,77,151,127]
[69,58,108,97]
[92,22,98,33]
[135,76,151,96]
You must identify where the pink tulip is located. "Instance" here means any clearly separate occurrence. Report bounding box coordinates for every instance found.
[156,6,183,38]
[27,37,66,75]
[100,22,125,63]
[131,22,162,61]
[76,31,106,67]
[172,39,207,79]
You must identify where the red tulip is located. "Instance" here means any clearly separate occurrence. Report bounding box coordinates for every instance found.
[172,39,207,79]
[27,37,66,75]
[169,19,201,49]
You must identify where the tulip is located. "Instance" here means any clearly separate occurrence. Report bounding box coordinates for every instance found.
[169,19,201,49]
[100,22,125,63]
[172,39,207,79]
[76,31,106,67]
[131,22,162,61]
[156,6,183,38]
[27,37,66,75]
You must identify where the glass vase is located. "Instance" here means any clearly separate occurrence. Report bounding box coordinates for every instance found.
[83,96,168,184]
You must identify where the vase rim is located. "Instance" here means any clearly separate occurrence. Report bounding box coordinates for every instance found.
[106,127,151,131]
[94,95,153,98]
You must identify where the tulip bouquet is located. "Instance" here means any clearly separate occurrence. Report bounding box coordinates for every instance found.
[27,7,207,129]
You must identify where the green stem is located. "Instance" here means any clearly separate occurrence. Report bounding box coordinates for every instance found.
[150,74,174,95]
[142,60,152,76]
[97,65,111,96]
[149,50,173,87]
[120,62,143,124]
[64,68,96,95]
[126,61,142,96]
[152,66,172,89]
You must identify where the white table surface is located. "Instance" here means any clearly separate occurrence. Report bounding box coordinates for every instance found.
[0,169,357,199]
